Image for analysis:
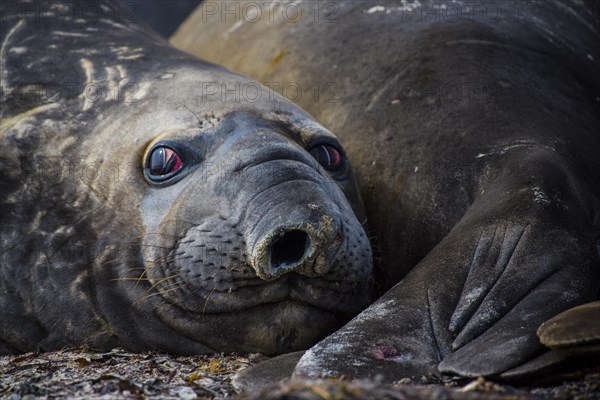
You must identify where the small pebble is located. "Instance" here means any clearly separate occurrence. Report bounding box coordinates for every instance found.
[176,386,197,400]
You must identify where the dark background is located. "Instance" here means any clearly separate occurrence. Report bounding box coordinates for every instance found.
[118,0,203,37]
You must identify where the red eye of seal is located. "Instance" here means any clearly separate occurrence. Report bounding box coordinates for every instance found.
[148,146,183,179]
[309,144,343,171]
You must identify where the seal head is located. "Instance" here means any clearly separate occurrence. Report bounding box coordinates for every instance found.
[0,0,372,355]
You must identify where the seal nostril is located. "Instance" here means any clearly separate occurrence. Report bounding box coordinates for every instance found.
[270,230,310,270]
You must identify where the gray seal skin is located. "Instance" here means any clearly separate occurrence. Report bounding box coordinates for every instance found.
[0,0,373,355]
[172,0,600,380]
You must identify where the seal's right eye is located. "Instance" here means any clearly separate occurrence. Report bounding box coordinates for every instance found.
[309,144,343,172]
[146,146,183,182]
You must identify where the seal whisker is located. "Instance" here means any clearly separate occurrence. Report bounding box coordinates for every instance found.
[142,258,181,264]
[107,265,145,272]
[132,279,190,303]
[175,104,203,126]
[202,287,217,316]
[132,283,189,306]
[145,232,185,238]
[151,281,187,292]
[111,277,151,281]
[138,244,172,249]
[96,257,159,269]
[145,274,180,294]
[169,219,201,227]
[133,265,156,290]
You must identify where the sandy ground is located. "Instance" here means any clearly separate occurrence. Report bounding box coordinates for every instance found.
[1,348,599,399]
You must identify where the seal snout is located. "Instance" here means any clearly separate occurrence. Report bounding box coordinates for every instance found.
[269,229,311,272]
[250,215,341,281]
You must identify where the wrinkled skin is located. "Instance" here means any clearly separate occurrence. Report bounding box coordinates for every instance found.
[0,0,373,355]
[173,0,600,379]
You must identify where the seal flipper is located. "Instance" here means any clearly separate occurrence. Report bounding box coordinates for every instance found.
[295,149,599,381]
[438,149,600,377]
[498,351,567,380]
[438,261,592,376]
[232,351,305,392]
[501,300,600,381]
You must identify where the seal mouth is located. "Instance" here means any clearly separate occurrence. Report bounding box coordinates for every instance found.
[168,294,359,322]
[152,296,353,354]
[152,272,368,316]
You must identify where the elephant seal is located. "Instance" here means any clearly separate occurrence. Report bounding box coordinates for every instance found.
[0,0,373,355]
[172,0,600,380]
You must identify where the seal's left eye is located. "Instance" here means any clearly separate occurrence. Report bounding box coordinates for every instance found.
[147,146,183,180]
[309,144,343,172]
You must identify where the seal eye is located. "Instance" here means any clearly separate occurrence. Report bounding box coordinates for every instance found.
[147,146,183,180]
[309,144,343,171]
